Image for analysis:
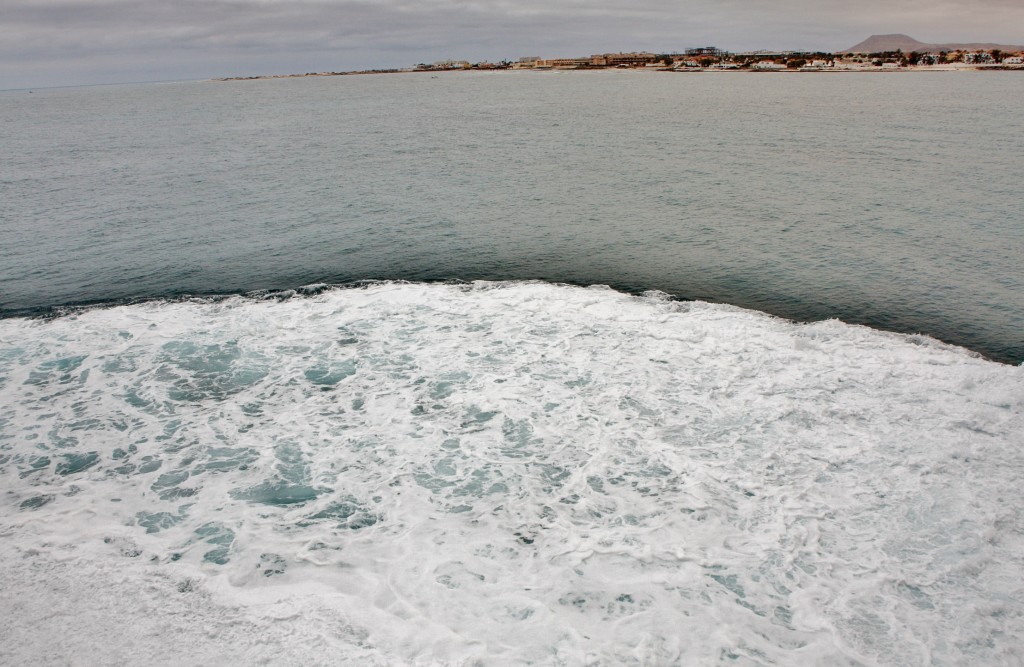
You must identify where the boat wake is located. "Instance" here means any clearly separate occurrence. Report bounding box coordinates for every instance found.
[1,281,1022,665]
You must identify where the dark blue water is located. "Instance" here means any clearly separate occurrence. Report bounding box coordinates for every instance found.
[1,71,1022,363]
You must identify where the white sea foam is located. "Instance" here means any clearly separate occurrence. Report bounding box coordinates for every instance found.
[1,282,1022,665]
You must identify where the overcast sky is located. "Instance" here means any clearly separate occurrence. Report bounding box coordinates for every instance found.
[2,0,1023,89]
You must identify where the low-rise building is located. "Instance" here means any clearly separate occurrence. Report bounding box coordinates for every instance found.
[752,61,786,70]
[536,57,591,69]
[512,56,540,69]
[429,60,471,70]
[685,46,725,58]
[963,52,995,64]
[593,52,658,67]
[739,51,795,59]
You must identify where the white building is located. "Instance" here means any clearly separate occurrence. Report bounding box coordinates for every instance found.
[963,52,994,64]
[432,60,470,69]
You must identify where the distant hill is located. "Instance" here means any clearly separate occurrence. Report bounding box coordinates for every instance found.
[843,34,1024,54]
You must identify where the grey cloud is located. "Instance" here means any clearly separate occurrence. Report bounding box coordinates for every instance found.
[1,0,1021,88]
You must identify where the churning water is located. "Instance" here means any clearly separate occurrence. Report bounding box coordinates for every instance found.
[1,72,1023,665]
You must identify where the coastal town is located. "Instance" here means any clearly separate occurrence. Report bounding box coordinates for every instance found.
[219,43,1024,81]
[414,46,1024,72]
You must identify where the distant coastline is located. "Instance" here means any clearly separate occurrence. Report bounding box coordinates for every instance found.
[217,39,1024,81]
[217,62,1024,82]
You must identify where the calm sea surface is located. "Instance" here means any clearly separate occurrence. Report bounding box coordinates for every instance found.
[2,72,1024,666]
[1,71,1022,363]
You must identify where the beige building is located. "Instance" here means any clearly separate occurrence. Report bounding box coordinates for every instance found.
[591,52,658,67]
[535,57,591,69]
[512,56,541,69]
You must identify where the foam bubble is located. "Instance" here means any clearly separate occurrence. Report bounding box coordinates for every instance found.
[1,282,1022,665]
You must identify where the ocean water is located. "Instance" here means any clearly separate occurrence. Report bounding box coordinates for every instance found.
[1,72,1023,666]
[1,71,1022,363]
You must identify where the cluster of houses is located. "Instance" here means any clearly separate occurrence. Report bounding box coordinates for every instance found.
[414,47,1024,72]
[222,45,1024,82]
